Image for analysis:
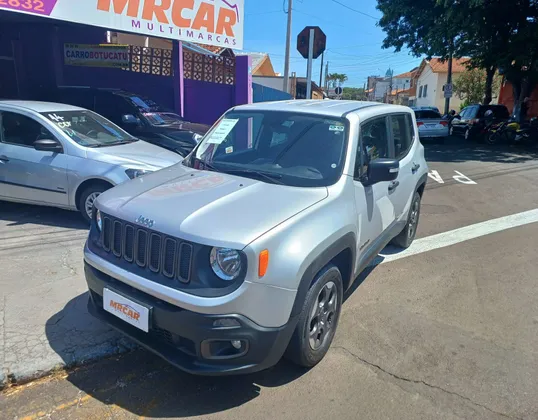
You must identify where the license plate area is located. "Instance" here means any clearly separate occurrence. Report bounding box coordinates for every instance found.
[103,288,150,332]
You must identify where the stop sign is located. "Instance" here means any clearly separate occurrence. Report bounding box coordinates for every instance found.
[297,26,326,59]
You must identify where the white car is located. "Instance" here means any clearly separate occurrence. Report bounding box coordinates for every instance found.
[0,101,181,221]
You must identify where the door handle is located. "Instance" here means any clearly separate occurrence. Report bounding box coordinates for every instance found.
[0,155,9,163]
[412,163,420,173]
[388,181,399,192]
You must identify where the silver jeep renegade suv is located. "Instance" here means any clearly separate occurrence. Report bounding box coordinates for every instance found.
[84,100,428,374]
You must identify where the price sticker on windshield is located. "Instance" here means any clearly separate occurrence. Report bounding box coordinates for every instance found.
[207,119,239,144]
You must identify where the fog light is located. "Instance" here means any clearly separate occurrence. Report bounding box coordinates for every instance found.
[231,340,242,349]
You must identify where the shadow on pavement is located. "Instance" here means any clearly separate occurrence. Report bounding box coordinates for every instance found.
[0,201,87,229]
[46,294,308,417]
[424,136,538,164]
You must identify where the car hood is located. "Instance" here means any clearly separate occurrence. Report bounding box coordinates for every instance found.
[86,140,182,170]
[96,165,328,249]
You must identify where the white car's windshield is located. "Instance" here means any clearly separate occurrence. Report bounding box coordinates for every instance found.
[185,111,348,187]
[41,110,137,147]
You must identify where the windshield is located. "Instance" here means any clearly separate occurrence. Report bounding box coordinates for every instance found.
[41,110,137,147]
[122,94,184,126]
[184,111,348,187]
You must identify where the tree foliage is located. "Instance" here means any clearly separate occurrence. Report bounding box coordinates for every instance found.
[326,73,348,88]
[376,0,538,114]
[453,68,501,105]
[342,87,367,100]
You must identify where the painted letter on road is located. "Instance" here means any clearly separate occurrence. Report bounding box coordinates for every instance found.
[453,170,477,185]
[428,170,444,184]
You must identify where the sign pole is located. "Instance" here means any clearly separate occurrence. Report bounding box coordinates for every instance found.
[306,28,315,99]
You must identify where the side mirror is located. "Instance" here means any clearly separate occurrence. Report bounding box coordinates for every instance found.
[122,114,139,124]
[362,159,399,186]
[34,139,63,153]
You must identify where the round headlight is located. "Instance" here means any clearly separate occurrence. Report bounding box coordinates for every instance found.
[96,209,102,232]
[210,247,242,281]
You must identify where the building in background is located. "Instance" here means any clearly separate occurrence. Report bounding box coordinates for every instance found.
[414,58,468,111]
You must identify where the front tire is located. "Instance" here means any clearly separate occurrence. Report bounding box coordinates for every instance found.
[79,184,110,223]
[285,265,343,368]
[464,128,472,141]
[391,192,421,249]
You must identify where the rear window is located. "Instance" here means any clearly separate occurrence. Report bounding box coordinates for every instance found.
[414,110,441,119]
[477,106,509,119]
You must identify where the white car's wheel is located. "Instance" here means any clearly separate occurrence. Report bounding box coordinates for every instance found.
[79,184,111,223]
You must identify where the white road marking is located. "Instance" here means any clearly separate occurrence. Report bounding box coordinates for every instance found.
[428,169,476,185]
[453,170,477,185]
[377,208,538,264]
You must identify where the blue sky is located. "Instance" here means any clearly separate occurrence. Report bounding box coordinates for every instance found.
[241,0,423,88]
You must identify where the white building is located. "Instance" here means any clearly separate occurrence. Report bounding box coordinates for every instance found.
[414,58,468,111]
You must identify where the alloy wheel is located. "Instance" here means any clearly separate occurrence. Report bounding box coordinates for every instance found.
[408,198,420,239]
[308,281,338,350]
[84,192,101,220]
[464,129,470,140]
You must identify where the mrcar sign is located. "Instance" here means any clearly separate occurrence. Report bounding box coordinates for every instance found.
[0,0,244,49]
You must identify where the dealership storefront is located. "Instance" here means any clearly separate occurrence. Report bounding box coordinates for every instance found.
[0,0,249,125]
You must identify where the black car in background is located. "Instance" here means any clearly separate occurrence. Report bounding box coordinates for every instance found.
[450,104,510,140]
[39,87,210,156]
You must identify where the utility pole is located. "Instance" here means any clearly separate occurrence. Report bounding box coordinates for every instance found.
[283,0,293,93]
[319,52,324,89]
[324,61,329,91]
[444,51,453,115]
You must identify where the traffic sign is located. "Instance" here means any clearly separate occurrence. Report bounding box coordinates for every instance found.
[297,26,326,59]
[444,83,453,98]
[335,86,343,95]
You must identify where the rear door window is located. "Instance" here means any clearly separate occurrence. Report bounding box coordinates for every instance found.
[390,114,413,160]
[94,93,134,125]
[414,110,442,119]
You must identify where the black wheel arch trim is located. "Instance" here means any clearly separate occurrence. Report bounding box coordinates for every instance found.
[415,173,428,195]
[290,232,356,318]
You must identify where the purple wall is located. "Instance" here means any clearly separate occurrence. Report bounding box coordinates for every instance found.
[57,25,177,111]
[183,79,234,125]
[1,18,252,126]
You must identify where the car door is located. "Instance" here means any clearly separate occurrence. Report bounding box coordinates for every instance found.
[452,107,468,135]
[387,113,419,223]
[353,115,396,256]
[0,110,69,206]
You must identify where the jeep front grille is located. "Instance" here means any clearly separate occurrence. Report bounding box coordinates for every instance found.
[100,215,193,282]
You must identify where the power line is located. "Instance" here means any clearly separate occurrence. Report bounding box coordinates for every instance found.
[329,0,380,21]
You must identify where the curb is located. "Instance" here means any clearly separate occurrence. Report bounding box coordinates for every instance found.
[1,339,136,391]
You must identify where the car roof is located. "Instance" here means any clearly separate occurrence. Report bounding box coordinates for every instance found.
[0,100,85,113]
[56,86,134,96]
[233,100,410,118]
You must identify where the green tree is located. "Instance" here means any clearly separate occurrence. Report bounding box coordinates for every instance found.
[453,68,501,105]
[327,73,348,88]
[342,87,367,100]
[376,0,538,114]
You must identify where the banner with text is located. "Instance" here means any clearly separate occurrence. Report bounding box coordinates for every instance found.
[64,44,129,68]
[0,0,244,49]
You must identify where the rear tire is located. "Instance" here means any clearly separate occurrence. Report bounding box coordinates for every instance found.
[78,184,110,223]
[391,192,421,249]
[285,265,343,368]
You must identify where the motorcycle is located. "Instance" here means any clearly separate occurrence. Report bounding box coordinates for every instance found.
[486,117,538,146]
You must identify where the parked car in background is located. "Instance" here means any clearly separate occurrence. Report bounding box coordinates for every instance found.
[85,100,428,375]
[38,88,210,156]
[450,104,510,140]
[412,107,449,142]
[0,101,181,221]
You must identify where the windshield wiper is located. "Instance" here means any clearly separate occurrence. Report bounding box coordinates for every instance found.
[86,139,137,148]
[219,168,284,185]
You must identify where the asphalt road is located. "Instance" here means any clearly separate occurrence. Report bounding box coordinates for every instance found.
[2,137,538,420]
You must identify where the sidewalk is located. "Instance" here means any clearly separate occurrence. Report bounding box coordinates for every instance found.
[0,203,133,389]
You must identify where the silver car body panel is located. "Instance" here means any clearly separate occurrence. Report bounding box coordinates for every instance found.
[0,101,181,211]
[86,101,429,328]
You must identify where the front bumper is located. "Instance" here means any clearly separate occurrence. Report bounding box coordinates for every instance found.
[85,263,298,375]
